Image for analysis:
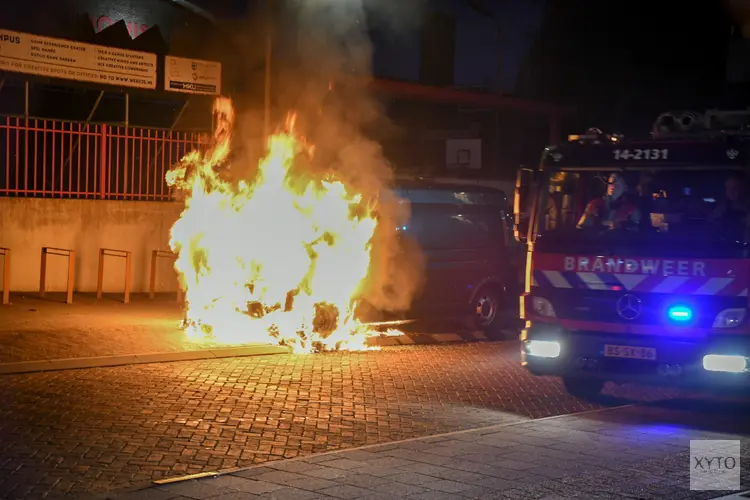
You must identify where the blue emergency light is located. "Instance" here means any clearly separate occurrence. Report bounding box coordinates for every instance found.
[667,305,693,322]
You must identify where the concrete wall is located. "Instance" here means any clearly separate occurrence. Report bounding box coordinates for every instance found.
[0,198,182,293]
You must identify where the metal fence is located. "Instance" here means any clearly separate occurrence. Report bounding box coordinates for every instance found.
[0,116,207,201]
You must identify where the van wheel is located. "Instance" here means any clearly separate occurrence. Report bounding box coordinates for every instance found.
[562,376,605,400]
[472,286,504,338]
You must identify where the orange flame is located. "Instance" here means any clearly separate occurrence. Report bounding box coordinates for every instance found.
[166,97,398,353]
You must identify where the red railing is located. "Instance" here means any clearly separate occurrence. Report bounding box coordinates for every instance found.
[0,116,207,200]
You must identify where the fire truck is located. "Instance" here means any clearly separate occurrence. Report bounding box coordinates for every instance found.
[514,110,750,398]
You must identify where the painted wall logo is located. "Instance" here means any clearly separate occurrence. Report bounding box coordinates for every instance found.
[690,440,741,490]
[88,15,149,38]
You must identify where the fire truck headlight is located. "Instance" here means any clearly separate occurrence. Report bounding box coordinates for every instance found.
[531,297,556,317]
[526,340,561,358]
[712,309,746,328]
[702,354,748,373]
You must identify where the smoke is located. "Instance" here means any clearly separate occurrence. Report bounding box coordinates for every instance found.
[266,0,427,314]
[209,0,426,316]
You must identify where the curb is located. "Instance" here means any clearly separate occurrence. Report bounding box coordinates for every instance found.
[370,330,490,346]
[147,403,640,490]
[369,326,521,347]
[0,344,292,375]
[87,402,638,499]
[204,401,639,479]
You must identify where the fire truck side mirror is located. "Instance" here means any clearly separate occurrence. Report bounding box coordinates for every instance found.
[514,168,533,242]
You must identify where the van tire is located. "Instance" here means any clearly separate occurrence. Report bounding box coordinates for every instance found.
[472,285,505,339]
[562,376,605,400]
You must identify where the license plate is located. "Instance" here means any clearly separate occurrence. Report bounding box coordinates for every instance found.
[603,344,657,360]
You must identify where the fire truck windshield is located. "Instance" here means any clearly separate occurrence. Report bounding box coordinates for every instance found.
[534,168,750,258]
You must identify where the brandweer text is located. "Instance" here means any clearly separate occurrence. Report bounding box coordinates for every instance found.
[563,256,706,277]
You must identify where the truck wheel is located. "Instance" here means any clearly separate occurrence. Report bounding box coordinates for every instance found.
[473,285,505,338]
[562,376,605,400]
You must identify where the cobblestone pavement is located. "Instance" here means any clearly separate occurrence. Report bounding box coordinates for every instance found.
[0,342,678,499]
[109,398,750,500]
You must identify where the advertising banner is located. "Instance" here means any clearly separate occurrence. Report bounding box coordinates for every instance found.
[0,29,156,89]
[164,56,221,95]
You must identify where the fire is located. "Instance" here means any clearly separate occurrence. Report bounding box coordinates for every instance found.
[166,98,398,353]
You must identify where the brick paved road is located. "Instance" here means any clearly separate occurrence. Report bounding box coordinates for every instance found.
[132,398,750,500]
[0,342,676,499]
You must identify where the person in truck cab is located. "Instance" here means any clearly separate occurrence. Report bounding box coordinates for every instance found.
[711,173,750,224]
[576,173,641,230]
[545,172,575,229]
[635,172,658,230]
[706,173,750,243]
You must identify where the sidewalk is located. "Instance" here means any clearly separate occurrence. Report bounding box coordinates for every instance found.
[103,399,750,500]
[0,294,275,361]
[0,294,292,373]
[0,294,516,372]
[0,294,521,365]
[0,294,189,362]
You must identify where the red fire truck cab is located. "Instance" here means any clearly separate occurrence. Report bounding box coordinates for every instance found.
[514,111,750,398]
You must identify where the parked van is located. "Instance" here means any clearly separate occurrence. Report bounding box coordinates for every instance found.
[357,177,516,337]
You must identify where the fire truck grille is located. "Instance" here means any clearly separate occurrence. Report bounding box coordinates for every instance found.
[541,289,747,328]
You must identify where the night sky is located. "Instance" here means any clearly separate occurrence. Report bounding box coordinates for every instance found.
[517,0,732,134]
[188,0,736,136]
[0,0,739,138]
[187,0,544,92]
